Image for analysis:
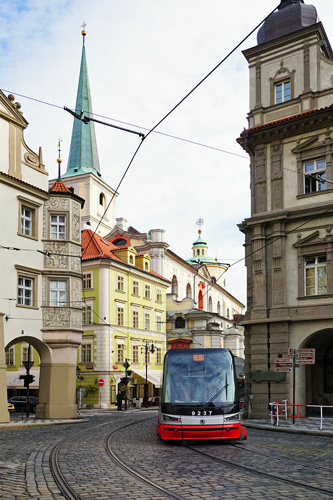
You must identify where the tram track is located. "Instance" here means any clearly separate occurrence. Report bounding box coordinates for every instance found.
[48,414,332,500]
[186,445,333,497]
[49,414,186,500]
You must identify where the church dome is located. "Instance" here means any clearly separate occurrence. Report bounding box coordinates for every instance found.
[257,0,318,45]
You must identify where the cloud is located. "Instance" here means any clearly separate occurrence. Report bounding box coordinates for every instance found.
[1,0,333,306]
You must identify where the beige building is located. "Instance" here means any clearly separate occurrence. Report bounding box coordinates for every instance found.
[0,88,84,421]
[238,0,333,417]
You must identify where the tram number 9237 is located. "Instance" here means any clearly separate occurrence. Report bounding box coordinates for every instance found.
[192,410,212,416]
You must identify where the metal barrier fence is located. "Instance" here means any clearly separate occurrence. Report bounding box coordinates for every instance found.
[269,401,333,430]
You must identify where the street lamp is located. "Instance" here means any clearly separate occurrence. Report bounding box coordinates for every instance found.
[143,342,155,407]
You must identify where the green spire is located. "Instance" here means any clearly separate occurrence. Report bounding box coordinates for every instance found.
[63,32,102,179]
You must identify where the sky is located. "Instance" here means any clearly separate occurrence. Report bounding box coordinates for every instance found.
[1,0,332,306]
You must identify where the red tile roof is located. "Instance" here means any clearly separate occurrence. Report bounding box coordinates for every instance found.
[81,229,170,282]
[49,180,73,193]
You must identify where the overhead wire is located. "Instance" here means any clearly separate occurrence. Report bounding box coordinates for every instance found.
[81,4,280,258]
[0,88,248,159]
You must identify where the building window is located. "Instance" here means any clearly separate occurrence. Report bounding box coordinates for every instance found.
[156,347,162,364]
[175,317,185,329]
[156,314,162,332]
[275,80,291,104]
[21,206,33,236]
[50,214,66,240]
[117,275,125,292]
[49,280,67,307]
[117,344,124,363]
[132,345,139,363]
[208,296,213,312]
[172,275,178,297]
[305,255,327,296]
[227,308,230,319]
[18,197,40,239]
[99,192,105,207]
[82,305,92,325]
[304,159,326,193]
[129,255,134,264]
[117,306,124,326]
[186,283,192,299]
[217,301,221,315]
[132,310,139,328]
[6,347,14,366]
[144,284,151,299]
[18,275,34,307]
[144,312,150,330]
[83,273,93,289]
[22,346,29,363]
[81,344,92,363]
[145,262,149,271]
[132,280,139,296]
[156,288,162,303]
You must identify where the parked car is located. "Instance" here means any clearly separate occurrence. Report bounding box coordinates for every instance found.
[7,396,38,412]
[7,402,15,412]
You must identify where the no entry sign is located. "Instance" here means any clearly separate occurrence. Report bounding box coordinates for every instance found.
[98,379,104,386]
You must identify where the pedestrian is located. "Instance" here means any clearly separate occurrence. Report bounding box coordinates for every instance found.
[116,390,123,411]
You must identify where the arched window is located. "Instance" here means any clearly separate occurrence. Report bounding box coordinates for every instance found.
[175,317,185,329]
[171,275,178,297]
[217,301,221,314]
[129,255,134,264]
[198,290,204,310]
[145,262,149,270]
[208,296,213,312]
[186,283,192,299]
[197,249,200,255]
[99,192,106,207]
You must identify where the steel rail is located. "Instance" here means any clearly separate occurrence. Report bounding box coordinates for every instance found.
[105,423,189,500]
[49,415,153,500]
[186,446,333,496]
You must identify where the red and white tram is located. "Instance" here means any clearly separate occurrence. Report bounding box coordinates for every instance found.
[157,348,247,442]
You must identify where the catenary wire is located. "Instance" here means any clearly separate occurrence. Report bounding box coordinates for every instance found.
[0,88,247,159]
[81,4,280,257]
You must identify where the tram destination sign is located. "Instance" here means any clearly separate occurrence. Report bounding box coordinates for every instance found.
[274,358,293,372]
[288,348,315,365]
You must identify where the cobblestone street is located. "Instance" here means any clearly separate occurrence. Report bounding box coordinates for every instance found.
[0,410,332,500]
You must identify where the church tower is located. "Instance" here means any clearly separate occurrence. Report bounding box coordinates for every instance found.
[55,28,117,235]
[238,0,333,417]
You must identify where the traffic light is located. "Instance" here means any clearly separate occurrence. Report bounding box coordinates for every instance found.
[120,377,130,385]
[19,374,35,387]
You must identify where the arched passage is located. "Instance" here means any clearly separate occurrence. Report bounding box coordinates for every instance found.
[299,328,333,411]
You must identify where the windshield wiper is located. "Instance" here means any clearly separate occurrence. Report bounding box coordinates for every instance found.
[202,374,229,411]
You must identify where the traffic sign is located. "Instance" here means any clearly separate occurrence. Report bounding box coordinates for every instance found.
[274,358,293,372]
[22,361,34,371]
[98,379,104,386]
[288,348,315,364]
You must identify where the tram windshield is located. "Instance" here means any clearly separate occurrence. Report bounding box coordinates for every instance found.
[162,349,236,406]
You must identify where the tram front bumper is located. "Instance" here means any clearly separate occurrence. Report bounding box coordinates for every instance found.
[158,423,242,441]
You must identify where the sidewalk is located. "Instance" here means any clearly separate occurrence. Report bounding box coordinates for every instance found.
[1,409,333,436]
[244,416,333,437]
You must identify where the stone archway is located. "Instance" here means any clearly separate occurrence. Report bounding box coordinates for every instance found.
[297,328,333,413]
[5,336,52,419]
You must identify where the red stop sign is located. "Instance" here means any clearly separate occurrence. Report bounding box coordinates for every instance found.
[98,379,104,386]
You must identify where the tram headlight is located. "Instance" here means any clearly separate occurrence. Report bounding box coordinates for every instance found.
[224,413,240,421]
[162,414,181,422]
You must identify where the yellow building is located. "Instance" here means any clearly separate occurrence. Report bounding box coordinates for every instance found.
[79,229,170,408]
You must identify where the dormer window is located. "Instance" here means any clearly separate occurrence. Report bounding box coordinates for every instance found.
[275,80,291,104]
